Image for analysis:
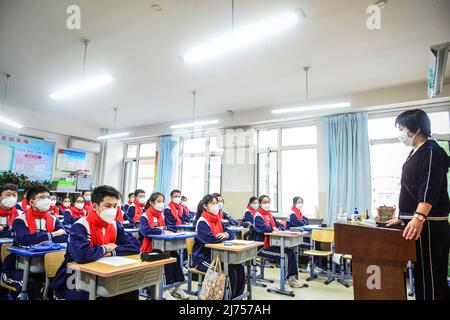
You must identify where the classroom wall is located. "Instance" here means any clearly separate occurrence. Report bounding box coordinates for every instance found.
[100,139,125,191]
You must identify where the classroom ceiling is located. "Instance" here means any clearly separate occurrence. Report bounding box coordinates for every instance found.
[0,0,449,130]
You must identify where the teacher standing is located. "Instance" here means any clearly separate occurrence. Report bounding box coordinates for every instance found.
[386,109,450,300]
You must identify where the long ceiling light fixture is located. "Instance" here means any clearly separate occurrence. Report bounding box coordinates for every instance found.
[272,66,351,114]
[50,39,113,100]
[97,107,130,140]
[182,6,306,63]
[170,91,219,130]
[0,73,24,129]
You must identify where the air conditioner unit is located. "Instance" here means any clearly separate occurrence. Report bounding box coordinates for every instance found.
[69,138,101,154]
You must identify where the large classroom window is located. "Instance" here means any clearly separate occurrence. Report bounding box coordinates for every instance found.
[256,125,319,217]
[368,109,450,213]
[179,135,223,209]
[122,142,157,199]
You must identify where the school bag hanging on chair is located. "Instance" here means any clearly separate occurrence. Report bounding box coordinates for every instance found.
[199,255,227,300]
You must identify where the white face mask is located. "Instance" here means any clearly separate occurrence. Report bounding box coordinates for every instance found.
[261,203,271,211]
[173,197,181,205]
[296,204,303,210]
[74,203,84,210]
[398,129,415,147]
[1,196,17,209]
[99,207,117,224]
[50,200,57,206]
[154,202,165,212]
[138,197,146,204]
[62,202,71,207]
[209,204,220,215]
[36,198,51,212]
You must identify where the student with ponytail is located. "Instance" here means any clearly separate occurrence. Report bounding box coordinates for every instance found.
[254,195,306,290]
[52,185,140,300]
[287,196,310,229]
[139,192,189,300]
[242,196,259,227]
[63,194,88,225]
[193,194,245,299]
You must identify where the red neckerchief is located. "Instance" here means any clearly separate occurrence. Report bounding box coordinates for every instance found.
[24,207,55,234]
[84,201,92,211]
[49,205,60,216]
[21,198,29,210]
[115,206,124,222]
[201,211,223,236]
[168,201,182,225]
[70,206,86,219]
[133,199,145,222]
[247,204,257,216]
[291,205,303,220]
[258,208,276,249]
[86,209,116,247]
[141,206,166,252]
[0,205,19,226]
[59,204,71,212]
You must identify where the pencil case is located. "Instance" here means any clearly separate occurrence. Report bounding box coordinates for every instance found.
[140,251,171,262]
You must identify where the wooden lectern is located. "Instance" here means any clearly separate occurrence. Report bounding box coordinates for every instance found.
[334,223,416,300]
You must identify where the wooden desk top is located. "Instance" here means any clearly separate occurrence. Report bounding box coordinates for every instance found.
[264,231,307,237]
[67,254,176,277]
[206,241,264,252]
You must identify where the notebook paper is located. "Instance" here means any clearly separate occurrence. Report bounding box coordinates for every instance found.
[97,256,137,267]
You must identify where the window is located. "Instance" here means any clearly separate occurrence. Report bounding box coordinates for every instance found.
[178,136,223,209]
[369,109,450,213]
[122,142,157,199]
[257,125,319,216]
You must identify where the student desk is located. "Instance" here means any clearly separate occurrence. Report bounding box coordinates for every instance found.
[206,241,263,300]
[176,224,196,232]
[264,231,307,297]
[68,255,176,300]
[124,228,140,237]
[7,244,67,300]
[0,238,13,245]
[227,226,244,239]
[147,232,196,299]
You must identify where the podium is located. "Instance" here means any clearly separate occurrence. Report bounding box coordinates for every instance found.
[334,223,416,300]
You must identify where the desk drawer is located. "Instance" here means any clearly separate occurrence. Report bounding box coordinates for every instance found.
[270,237,303,248]
[211,247,258,265]
[76,265,164,298]
[152,239,186,252]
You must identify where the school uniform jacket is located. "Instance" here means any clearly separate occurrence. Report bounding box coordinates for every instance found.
[288,212,309,228]
[253,212,284,243]
[2,214,67,272]
[0,211,18,238]
[242,210,255,226]
[52,217,140,296]
[221,211,238,226]
[126,203,143,227]
[139,212,164,238]
[193,217,235,270]
[63,209,88,225]
[163,207,189,231]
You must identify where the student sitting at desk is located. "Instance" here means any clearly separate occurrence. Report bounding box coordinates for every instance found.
[122,192,134,213]
[49,194,61,217]
[15,188,29,213]
[181,196,195,221]
[287,196,310,229]
[52,185,140,300]
[213,193,238,226]
[126,189,146,226]
[82,190,93,211]
[242,196,259,227]
[254,195,306,290]
[58,197,71,214]
[63,195,87,225]
[193,194,245,299]
[140,192,189,300]
[115,205,131,226]
[2,185,68,300]
[0,184,20,239]
[164,189,191,227]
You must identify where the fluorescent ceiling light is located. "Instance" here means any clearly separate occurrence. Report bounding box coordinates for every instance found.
[0,115,24,129]
[171,120,219,129]
[50,74,114,100]
[182,9,305,63]
[272,102,351,114]
[97,132,130,140]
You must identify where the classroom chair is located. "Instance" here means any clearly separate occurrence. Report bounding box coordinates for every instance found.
[336,254,352,288]
[185,238,206,299]
[43,251,66,299]
[407,261,415,297]
[303,229,335,284]
[0,243,17,294]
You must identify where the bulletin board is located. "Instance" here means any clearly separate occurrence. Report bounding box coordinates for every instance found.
[0,131,55,182]
[56,148,87,173]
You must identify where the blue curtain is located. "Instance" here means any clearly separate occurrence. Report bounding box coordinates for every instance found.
[155,135,178,200]
[324,112,372,226]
